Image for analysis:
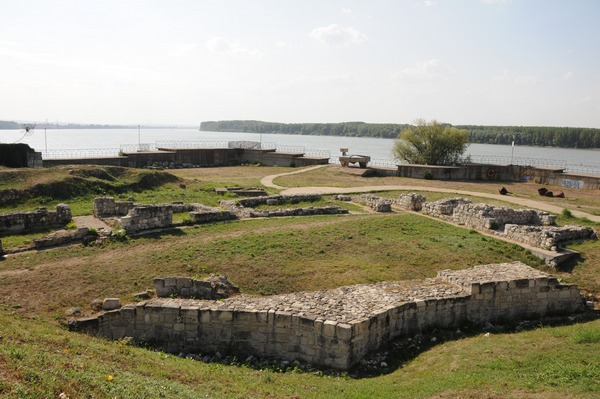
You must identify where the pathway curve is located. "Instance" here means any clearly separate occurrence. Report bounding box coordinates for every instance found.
[261,166,600,222]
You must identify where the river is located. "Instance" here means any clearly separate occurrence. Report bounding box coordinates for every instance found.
[1,128,599,173]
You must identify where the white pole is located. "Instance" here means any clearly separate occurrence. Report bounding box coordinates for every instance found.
[138,124,141,148]
[510,139,515,165]
[44,119,48,155]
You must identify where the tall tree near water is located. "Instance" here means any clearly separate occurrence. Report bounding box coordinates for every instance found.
[393,119,470,165]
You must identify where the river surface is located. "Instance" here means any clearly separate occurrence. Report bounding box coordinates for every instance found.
[2,128,599,171]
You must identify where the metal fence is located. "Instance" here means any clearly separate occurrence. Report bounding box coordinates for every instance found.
[227,141,276,150]
[304,149,330,158]
[275,144,306,153]
[467,155,568,169]
[154,140,229,149]
[565,164,600,176]
[368,158,398,168]
[119,143,157,153]
[42,148,121,159]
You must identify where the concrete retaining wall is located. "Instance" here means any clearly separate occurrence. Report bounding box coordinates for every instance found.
[43,147,329,169]
[70,262,585,370]
[389,164,599,190]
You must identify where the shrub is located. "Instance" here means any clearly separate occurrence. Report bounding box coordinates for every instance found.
[423,171,433,180]
[562,208,573,218]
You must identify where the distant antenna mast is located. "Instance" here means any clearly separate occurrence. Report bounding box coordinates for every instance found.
[13,123,36,143]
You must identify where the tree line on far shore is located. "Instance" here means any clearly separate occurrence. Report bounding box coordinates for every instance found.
[200,120,600,149]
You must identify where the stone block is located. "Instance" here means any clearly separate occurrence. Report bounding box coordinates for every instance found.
[558,290,572,299]
[275,311,292,325]
[217,310,233,321]
[176,277,192,288]
[323,320,338,338]
[102,298,121,311]
[336,323,353,341]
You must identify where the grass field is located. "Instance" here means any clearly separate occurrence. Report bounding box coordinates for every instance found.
[0,164,598,398]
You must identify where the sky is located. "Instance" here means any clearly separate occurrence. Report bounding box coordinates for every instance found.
[1,0,600,128]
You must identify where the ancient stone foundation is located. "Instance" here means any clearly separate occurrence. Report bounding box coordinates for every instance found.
[154,275,240,300]
[32,227,90,249]
[350,194,393,212]
[93,197,134,218]
[226,194,322,209]
[421,198,556,228]
[116,205,173,234]
[0,204,71,234]
[219,194,347,218]
[70,262,585,370]
[417,196,596,252]
[502,224,597,250]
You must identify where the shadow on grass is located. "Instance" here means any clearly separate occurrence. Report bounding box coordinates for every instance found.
[556,253,585,274]
[133,228,188,240]
[348,310,599,379]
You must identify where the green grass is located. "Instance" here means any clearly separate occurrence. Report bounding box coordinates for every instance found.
[0,164,599,398]
[0,228,57,248]
[0,308,598,398]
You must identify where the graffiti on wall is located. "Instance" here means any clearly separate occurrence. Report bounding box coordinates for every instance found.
[561,179,584,189]
[513,167,533,182]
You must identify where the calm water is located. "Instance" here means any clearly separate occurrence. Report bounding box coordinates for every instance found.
[2,128,599,170]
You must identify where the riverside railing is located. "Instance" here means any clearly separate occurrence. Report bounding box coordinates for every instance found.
[467,155,567,169]
[119,143,157,153]
[155,140,229,149]
[42,148,120,159]
[565,164,600,176]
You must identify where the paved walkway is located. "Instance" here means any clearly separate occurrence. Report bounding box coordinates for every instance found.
[261,166,600,223]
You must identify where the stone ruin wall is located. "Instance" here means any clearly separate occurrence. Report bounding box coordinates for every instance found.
[93,197,134,218]
[94,195,345,235]
[396,193,427,211]
[233,194,322,208]
[503,224,597,251]
[153,275,240,300]
[93,197,238,234]
[220,194,348,219]
[420,197,556,228]
[116,205,174,234]
[412,196,595,251]
[70,262,585,370]
[0,204,72,234]
[32,227,90,249]
[344,194,393,212]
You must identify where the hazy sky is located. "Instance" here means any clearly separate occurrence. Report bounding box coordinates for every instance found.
[1,0,599,127]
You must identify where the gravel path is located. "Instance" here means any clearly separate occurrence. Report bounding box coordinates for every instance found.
[260,166,600,222]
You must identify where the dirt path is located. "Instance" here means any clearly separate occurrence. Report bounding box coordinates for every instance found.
[260,164,329,190]
[73,215,113,231]
[261,167,600,222]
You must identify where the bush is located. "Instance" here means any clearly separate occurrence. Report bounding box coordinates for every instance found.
[562,208,573,218]
[423,171,433,180]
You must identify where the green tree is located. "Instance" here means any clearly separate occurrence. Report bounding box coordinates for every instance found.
[392,119,470,165]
